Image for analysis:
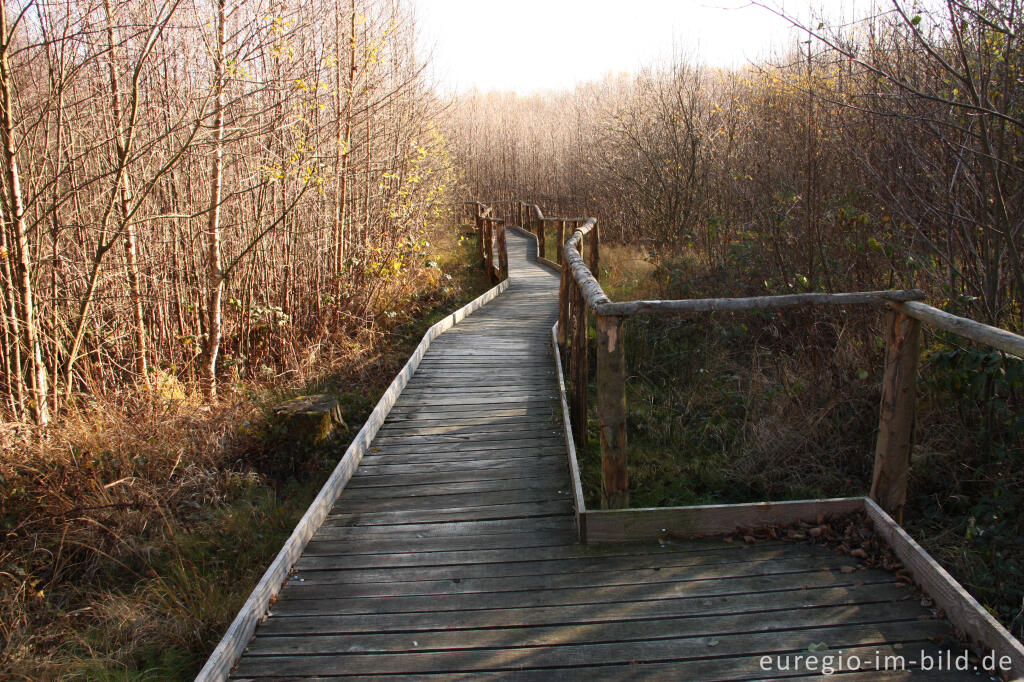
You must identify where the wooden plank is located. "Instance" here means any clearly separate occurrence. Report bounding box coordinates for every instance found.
[864,497,1024,679]
[366,436,566,450]
[329,488,569,514]
[196,277,513,681]
[301,531,574,557]
[285,551,862,597]
[369,431,564,447]
[359,445,567,463]
[322,500,572,526]
[250,582,915,637]
[308,516,578,540]
[229,645,978,681]
[291,541,832,580]
[348,464,569,487]
[245,601,935,656]
[386,405,559,418]
[336,478,570,503]
[267,567,907,616]
[230,621,953,677]
[583,497,865,543]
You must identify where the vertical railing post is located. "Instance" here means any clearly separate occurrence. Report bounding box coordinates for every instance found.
[870,309,921,523]
[570,281,588,445]
[557,220,565,265]
[484,219,495,283]
[596,314,627,509]
[557,258,570,357]
[475,206,484,263]
[590,219,599,276]
[498,221,508,280]
[538,217,546,261]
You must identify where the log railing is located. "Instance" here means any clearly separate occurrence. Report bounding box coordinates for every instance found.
[465,199,1024,523]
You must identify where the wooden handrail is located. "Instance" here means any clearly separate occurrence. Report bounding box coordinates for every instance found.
[890,300,1024,357]
[597,289,926,316]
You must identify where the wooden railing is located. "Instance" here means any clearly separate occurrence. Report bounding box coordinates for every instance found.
[465,199,1024,522]
[465,201,509,283]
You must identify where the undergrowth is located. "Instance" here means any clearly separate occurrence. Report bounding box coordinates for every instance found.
[0,224,490,680]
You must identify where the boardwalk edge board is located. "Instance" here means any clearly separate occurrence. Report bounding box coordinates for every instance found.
[863,496,1024,678]
[551,321,586,539]
[195,277,511,682]
[583,497,866,542]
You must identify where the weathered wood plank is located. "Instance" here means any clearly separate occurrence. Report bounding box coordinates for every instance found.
[271,567,904,614]
[285,551,862,597]
[231,621,953,677]
[864,497,1024,679]
[583,497,866,543]
[323,500,572,526]
[229,644,974,681]
[245,601,937,656]
[250,582,916,637]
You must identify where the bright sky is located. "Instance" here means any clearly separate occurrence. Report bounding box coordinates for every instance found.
[413,0,876,94]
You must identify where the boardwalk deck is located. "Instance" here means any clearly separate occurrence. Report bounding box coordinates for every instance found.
[228,232,979,680]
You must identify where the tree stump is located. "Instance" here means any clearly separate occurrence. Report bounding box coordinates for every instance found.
[271,394,346,449]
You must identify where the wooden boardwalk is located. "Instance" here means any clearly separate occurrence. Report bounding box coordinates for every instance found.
[230,232,976,680]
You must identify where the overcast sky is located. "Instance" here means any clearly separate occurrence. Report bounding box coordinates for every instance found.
[412,0,877,94]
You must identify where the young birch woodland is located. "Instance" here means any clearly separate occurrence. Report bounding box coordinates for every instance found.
[0,0,453,424]
[1,0,462,676]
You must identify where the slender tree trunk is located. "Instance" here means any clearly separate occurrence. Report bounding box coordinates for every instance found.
[102,0,149,382]
[0,3,48,425]
[202,0,226,402]
[332,0,350,279]
[0,207,24,418]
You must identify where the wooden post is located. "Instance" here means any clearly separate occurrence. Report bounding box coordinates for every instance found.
[484,220,495,283]
[517,201,523,227]
[571,282,588,445]
[475,210,484,263]
[557,220,565,265]
[870,309,921,523]
[596,314,627,509]
[557,259,570,352]
[497,222,508,280]
[590,219,600,276]
[538,217,546,261]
